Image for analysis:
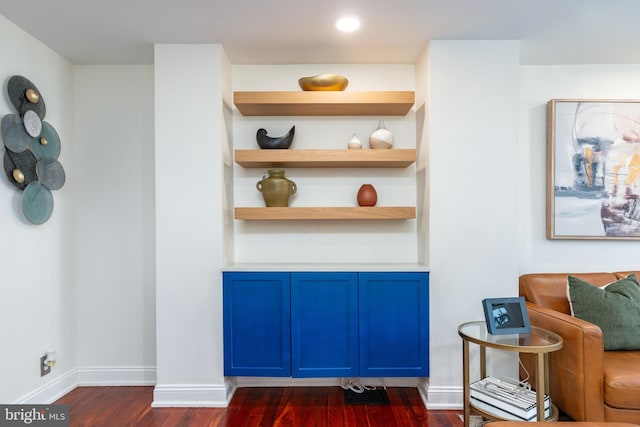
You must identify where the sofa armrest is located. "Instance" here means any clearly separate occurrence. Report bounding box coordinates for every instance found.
[524,302,605,421]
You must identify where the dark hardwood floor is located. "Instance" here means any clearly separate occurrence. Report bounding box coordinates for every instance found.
[55,386,464,427]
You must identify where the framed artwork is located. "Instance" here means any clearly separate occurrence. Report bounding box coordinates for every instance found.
[482,297,531,335]
[547,99,640,239]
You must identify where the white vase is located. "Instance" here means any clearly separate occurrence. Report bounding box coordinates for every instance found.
[369,120,393,149]
[347,133,362,149]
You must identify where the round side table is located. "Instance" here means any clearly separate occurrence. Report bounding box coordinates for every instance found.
[458,321,563,427]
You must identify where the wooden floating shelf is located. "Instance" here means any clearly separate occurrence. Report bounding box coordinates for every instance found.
[233,91,415,116]
[235,207,416,221]
[234,149,416,168]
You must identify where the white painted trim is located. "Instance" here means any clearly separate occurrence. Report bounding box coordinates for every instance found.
[232,377,419,388]
[77,366,156,386]
[417,378,429,408]
[15,369,78,404]
[151,378,418,407]
[152,383,232,407]
[423,384,463,410]
[14,366,157,404]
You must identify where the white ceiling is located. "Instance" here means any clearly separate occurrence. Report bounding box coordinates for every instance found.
[0,0,639,65]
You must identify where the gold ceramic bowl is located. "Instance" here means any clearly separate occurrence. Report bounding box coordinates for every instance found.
[298,74,348,91]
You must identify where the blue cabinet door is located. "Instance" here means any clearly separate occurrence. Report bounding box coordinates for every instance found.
[291,272,359,378]
[223,272,291,376]
[359,272,429,377]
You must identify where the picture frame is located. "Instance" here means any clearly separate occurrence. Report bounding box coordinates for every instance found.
[547,99,640,240]
[482,297,531,335]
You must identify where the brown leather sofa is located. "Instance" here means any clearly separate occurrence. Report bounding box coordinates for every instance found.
[519,272,640,423]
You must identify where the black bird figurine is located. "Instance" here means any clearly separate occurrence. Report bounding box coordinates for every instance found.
[256,125,295,149]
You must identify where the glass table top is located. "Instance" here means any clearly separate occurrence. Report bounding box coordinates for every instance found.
[458,321,563,353]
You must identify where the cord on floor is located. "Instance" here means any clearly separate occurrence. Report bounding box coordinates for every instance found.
[339,378,385,393]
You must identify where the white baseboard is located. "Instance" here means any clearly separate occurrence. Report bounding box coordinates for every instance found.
[77,366,156,386]
[16,367,462,410]
[152,383,231,407]
[15,369,79,404]
[14,366,157,404]
[422,384,463,410]
[151,377,420,407]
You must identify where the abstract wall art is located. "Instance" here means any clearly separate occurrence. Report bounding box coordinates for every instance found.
[547,99,640,239]
[1,75,65,224]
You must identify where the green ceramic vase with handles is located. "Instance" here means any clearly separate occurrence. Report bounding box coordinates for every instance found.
[256,169,297,207]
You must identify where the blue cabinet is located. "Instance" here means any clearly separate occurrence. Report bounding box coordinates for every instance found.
[223,272,291,376]
[291,272,359,377]
[223,271,429,378]
[359,272,429,377]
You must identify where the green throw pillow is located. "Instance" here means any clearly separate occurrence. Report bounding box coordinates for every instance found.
[567,274,640,350]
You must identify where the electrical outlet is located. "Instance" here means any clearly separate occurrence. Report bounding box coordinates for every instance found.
[40,354,50,376]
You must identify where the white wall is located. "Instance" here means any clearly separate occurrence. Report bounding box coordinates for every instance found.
[0,15,76,403]
[153,44,231,406]
[519,65,640,272]
[415,46,430,265]
[422,58,640,410]
[73,65,156,381]
[0,14,157,402]
[426,41,521,408]
[232,64,419,265]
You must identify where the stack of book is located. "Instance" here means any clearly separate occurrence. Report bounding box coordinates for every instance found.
[470,377,550,421]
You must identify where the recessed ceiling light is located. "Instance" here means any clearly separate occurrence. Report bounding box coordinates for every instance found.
[335,16,360,32]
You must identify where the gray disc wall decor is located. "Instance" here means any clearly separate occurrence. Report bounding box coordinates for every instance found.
[1,114,31,152]
[2,75,64,224]
[22,182,53,225]
[7,75,46,119]
[30,121,61,159]
[23,110,42,137]
[36,158,65,190]
[3,149,37,190]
